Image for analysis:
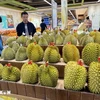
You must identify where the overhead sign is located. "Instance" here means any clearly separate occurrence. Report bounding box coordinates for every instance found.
[52,0,57,28]
[61,0,68,29]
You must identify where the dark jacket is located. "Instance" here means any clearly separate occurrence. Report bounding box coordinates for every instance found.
[40,23,47,33]
[16,22,36,36]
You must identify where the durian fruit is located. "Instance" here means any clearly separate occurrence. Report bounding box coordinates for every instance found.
[55,34,63,45]
[0,63,3,79]
[12,42,19,53]
[60,31,66,39]
[64,60,87,91]
[2,63,20,82]
[77,33,85,43]
[15,46,27,61]
[26,38,35,46]
[21,61,38,84]
[61,30,70,35]
[6,37,16,45]
[1,47,15,60]
[63,34,77,45]
[27,43,44,62]
[38,62,59,87]
[33,35,39,43]
[43,33,51,43]
[16,35,27,46]
[80,35,94,46]
[89,30,97,37]
[49,34,55,43]
[44,43,61,63]
[94,32,100,44]
[82,43,100,65]
[38,37,48,46]
[63,43,80,63]
[88,57,100,94]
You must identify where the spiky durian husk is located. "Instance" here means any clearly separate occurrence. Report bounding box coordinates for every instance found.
[63,34,77,45]
[94,32,100,44]
[1,47,15,60]
[33,35,39,43]
[0,63,3,79]
[15,46,27,61]
[2,65,20,82]
[44,45,61,63]
[55,34,63,45]
[64,61,87,91]
[80,35,94,46]
[21,62,38,84]
[63,44,80,63]
[82,43,100,65]
[27,43,44,62]
[12,42,19,53]
[38,65,59,87]
[6,37,16,45]
[38,37,48,46]
[16,36,27,46]
[26,39,35,46]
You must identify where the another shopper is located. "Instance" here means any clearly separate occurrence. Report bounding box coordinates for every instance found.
[40,19,47,33]
[84,16,92,32]
[16,11,36,36]
[0,35,3,55]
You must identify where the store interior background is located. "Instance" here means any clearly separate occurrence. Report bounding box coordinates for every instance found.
[0,7,41,29]
[0,0,100,31]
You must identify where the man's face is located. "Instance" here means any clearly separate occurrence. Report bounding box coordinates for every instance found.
[22,14,28,23]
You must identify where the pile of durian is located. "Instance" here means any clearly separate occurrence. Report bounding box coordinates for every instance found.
[1,30,100,94]
[0,57,100,94]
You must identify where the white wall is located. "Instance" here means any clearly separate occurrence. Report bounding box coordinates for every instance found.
[88,4,100,30]
[0,7,41,28]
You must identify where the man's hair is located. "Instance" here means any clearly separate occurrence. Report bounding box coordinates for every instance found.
[42,19,44,22]
[86,16,89,20]
[21,11,28,17]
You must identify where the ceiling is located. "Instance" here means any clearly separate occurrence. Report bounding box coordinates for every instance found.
[16,0,98,8]
[0,0,98,20]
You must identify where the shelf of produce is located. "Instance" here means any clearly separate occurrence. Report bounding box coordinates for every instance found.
[0,59,66,79]
[0,80,99,100]
[41,45,84,57]
[0,59,88,79]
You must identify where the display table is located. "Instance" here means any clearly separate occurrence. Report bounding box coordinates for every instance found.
[0,80,100,100]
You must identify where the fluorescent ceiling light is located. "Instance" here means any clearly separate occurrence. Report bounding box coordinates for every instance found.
[44,0,52,6]
[98,0,100,2]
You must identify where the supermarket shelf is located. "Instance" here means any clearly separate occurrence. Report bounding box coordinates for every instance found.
[0,80,99,100]
[0,59,88,79]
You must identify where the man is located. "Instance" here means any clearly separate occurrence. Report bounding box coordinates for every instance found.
[16,11,36,36]
[40,19,47,33]
[84,16,92,32]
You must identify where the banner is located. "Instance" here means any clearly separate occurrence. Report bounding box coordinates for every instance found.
[52,0,57,28]
[61,0,68,29]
